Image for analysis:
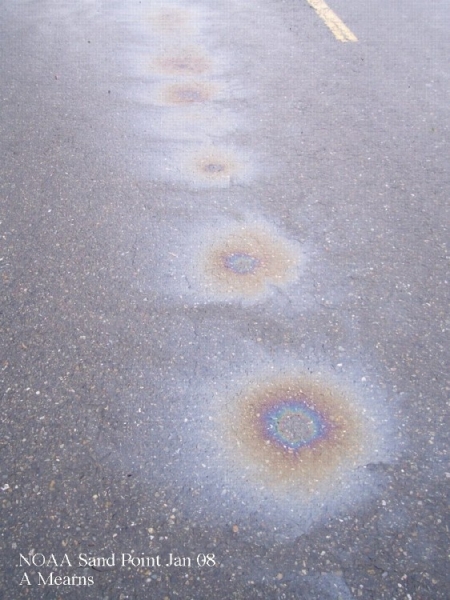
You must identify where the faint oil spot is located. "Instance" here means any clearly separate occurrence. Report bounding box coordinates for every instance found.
[150,107,238,141]
[142,6,203,36]
[159,82,218,106]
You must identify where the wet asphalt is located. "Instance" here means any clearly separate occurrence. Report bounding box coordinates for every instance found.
[1,0,449,598]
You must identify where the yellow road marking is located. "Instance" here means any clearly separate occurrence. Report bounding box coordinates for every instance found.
[306,0,358,42]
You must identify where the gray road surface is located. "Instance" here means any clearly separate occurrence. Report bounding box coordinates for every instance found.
[1,0,449,598]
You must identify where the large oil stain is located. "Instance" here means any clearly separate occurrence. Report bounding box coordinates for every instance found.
[175,366,397,535]
[228,375,366,488]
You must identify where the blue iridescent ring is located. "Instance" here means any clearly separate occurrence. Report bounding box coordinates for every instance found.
[223,252,261,275]
[263,401,327,450]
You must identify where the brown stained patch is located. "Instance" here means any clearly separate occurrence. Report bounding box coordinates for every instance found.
[160,82,217,106]
[227,376,365,490]
[151,47,212,76]
[202,225,299,298]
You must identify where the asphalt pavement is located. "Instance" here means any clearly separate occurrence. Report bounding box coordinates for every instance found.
[1,0,449,598]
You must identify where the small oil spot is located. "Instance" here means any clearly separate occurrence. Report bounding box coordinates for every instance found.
[178,146,245,188]
[203,162,225,173]
[198,222,301,300]
[151,47,212,76]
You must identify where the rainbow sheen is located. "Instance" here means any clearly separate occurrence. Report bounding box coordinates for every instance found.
[223,252,261,275]
[263,400,327,450]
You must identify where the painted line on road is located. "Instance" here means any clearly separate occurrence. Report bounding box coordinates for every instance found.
[306,0,358,42]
